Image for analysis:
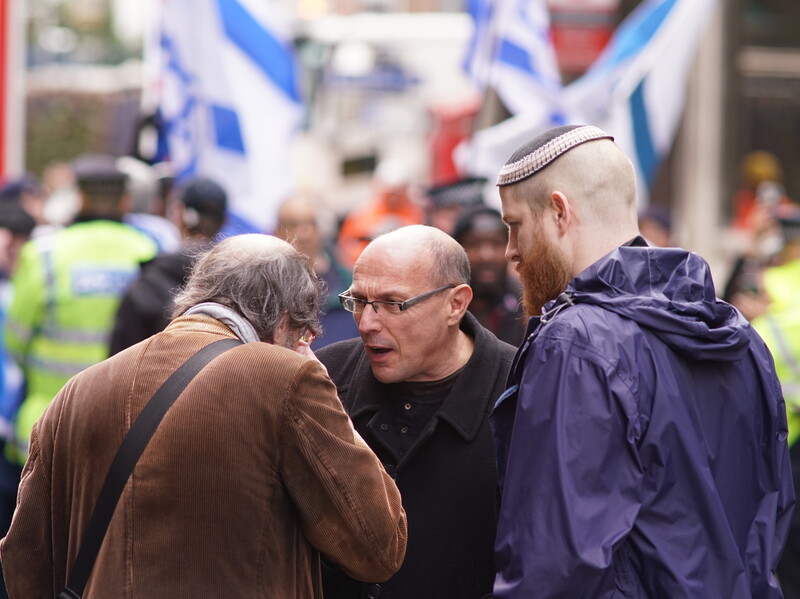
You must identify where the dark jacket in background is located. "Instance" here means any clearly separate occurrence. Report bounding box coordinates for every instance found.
[108,251,194,356]
[318,312,515,599]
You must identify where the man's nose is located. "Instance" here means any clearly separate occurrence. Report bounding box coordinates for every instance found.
[505,242,520,263]
[357,304,382,334]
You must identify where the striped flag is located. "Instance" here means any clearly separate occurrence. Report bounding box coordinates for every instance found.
[462,0,720,206]
[464,0,562,117]
[563,0,719,202]
[144,0,303,234]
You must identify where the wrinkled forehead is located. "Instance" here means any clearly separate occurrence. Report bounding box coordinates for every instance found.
[353,242,433,294]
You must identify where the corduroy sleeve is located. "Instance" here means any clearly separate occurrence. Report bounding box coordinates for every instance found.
[1,414,56,597]
[279,358,407,582]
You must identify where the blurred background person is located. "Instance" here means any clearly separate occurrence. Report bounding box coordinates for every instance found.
[731,150,795,234]
[5,154,158,465]
[751,207,800,599]
[117,155,181,253]
[424,176,486,236]
[109,176,228,355]
[722,183,790,322]
[337,158,424,269]
[0,174,46,229]
[0,202,35,599]
[638,205,673,247]
[452,204,524,346]
[40,161,79,232]
[274,193,359,349]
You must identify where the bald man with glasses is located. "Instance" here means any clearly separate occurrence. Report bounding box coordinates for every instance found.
[318,224,516,599]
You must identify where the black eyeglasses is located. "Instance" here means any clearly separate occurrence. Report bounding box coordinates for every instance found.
[338,284,456,316]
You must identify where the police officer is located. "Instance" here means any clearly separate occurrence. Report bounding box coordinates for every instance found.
[5,154,157,462]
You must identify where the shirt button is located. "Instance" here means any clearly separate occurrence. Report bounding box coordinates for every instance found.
[366,583,382,598]
[400,426,409,434]
[380,423,389,431]
[404,403,412,410]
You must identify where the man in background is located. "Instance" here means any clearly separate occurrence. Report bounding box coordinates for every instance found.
[751,208,800,598]
[109,176,227,355]
[452,204,524,346]
[274,193,358,348]
[425,176,486,236]
[337,159,424,269]
[5,154,158,463]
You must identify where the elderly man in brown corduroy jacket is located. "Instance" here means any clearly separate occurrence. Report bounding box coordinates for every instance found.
[0,234,407,598]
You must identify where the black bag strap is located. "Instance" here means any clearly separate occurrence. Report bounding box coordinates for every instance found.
[58,337,242,599]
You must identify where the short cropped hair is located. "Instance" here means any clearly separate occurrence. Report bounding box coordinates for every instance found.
[429,233,471,287]
[172,236,323,342]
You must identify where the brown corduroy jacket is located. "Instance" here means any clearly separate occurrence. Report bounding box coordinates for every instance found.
[0,315,407,598]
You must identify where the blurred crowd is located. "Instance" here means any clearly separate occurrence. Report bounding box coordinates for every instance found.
[0,142,800,596]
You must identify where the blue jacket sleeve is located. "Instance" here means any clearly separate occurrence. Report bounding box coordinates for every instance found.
[493,332,645,598]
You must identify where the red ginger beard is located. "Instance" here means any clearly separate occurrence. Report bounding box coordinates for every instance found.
[516,233,573,319]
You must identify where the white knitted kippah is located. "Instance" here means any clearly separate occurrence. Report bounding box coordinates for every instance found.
[496,125,614,187]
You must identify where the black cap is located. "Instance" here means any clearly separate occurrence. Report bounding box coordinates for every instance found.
[428,177,487,208]
[0,174,41,203]
[179,177,228,219]
[71,154,128,196]
[0,203,36,236]
[497,125,614,186]
[452,204,505,243]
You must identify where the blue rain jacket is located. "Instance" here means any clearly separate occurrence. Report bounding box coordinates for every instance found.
[491,243,794,598]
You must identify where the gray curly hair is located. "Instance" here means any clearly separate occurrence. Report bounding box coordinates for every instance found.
[172,234,323,343]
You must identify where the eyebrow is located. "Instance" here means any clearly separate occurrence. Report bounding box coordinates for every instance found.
[349,288,406,301]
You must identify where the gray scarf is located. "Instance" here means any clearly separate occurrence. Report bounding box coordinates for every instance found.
[184,302,260,344]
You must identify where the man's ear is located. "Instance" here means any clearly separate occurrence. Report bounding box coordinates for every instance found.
[550,191,573,237]
[447,284,473,326]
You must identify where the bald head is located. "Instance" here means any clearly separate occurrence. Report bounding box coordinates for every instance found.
[173,234,322,342]
[359,225,471,287]
[275,195,322,260]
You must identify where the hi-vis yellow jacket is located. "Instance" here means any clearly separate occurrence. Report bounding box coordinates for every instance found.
[753,258,800,449]
[5,219,157,462]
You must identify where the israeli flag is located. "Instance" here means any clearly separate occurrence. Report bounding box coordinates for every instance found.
[464,0,562,118]
[462,0,720,206]
[144,0,302,234]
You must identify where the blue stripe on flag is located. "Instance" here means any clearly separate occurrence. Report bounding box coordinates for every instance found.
[630,81,658,185]
[211,104,246,153]
[216,0,300,104]
[175,156,199,181]
[592,0,677,73]
[498,40,537,76]
[160,34,193,86]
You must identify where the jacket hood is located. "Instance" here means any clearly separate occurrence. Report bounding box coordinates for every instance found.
[549,245,751,361]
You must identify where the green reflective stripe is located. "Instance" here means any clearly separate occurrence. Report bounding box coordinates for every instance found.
[768,316,800,379]
[35,237,58,325]
[5,318,33,343]
[28,355,94,377]
[39,325,109,344]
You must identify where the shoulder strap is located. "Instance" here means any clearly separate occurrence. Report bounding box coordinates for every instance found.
[59,337,242,599]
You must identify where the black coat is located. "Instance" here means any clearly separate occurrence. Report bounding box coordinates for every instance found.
[108,251,194,356]
[318,312,516,599]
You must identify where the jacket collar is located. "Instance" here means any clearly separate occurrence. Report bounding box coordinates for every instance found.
[347,312,499,443]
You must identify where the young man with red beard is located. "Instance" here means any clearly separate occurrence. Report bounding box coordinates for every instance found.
[491,125,793,598]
